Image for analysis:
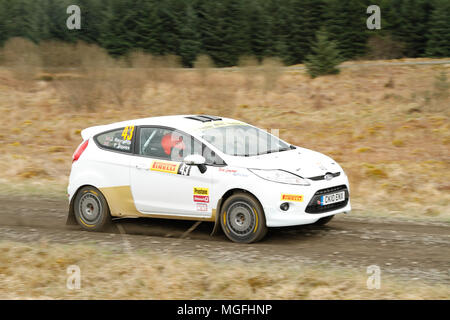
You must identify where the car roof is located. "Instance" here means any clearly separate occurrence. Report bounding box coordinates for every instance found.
[80,115,244,140]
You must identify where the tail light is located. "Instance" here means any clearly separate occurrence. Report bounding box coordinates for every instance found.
[72,140,89,163]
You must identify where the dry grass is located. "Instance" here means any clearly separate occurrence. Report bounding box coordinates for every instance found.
[0,38,42,89]
[0,41,449,220]
[0,241,448,299]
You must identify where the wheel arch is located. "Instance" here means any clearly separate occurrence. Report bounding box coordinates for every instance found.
[66,184,104,225]
[210,188,265,236]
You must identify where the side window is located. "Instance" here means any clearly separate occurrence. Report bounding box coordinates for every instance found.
[95,127,134,153]
[139,127,224,165]
[203,146,224,166]
[139,127,176,159]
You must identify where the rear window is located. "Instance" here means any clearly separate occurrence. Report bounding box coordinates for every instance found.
[95,127,134,153]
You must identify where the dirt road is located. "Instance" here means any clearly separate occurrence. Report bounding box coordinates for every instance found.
[0,195,449,284]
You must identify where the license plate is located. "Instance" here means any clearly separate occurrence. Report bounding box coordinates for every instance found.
[320,191,345,206]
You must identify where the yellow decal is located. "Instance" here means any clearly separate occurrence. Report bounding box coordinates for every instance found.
[83,190,98,196]
[150,160,180,174]
[121,127,128,140]
[79,217,95,228]
[122,126,135,141]
[281,194,304,202]
[198,120,245,130]
[128,126,135,140]
[99,186,216,221]
[193,187,209,196]
[253,208,258,233]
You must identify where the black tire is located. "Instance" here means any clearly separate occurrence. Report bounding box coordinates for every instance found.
[313,215,334,226]
[74,186,111,231]
[220,192,268,243]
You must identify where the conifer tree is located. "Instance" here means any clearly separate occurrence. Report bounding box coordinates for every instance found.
[426,0,450,57]
[324,0,368,60]
[74,0,106,44]
[99,0,136,56]
[305,28,343,78]
[246,0,270,61]
[196,1,229,66]
[220,0,251,66]
[179,4,201,67]
[396,0,432,57]
[288,0,325,64]
[0,0,445,66]
[4,0,48,43]
[264,0,291,64]
[0,0,8,46]
[156,0,182,56]
[43,0,75,42]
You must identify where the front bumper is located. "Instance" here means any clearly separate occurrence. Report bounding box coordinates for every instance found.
[265,201,351,227]
[256,175,351,227]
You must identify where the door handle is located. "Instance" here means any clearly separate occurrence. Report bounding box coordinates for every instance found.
[135,164,148,170]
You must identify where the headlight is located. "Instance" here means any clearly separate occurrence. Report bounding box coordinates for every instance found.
[248,169,310,186]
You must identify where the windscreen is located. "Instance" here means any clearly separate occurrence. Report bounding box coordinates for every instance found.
[200,124,290,157]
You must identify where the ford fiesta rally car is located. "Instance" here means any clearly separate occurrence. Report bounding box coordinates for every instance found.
[67,115,351,243]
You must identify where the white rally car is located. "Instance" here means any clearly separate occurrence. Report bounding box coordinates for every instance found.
[67,115,351,243]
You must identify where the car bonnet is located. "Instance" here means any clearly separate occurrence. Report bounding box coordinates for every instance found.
[222,147,341,178]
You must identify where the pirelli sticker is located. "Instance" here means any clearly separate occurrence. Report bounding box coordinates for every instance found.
[193,187,209,203]
[150,160,191,176]
[281,194,304,202]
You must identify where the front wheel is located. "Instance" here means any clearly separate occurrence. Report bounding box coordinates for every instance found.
[74,186,111,231]
[220,192,268,243]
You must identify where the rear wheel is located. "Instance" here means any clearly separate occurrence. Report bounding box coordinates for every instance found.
[220,192,267,243]
[313,215,334,226]
[74,186,111,231]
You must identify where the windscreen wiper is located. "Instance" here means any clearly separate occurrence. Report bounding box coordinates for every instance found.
[258,147,291,155]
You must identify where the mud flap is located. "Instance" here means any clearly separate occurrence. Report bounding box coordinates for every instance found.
[209,208,222,237]
[210,200,222,237]
[66,212,77,225]
[210,218,220,236]
[65,199,77,225]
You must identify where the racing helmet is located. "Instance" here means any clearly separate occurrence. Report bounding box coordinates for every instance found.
[161,133,185,156]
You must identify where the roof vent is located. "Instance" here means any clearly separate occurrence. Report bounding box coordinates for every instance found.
[185,115,222,122]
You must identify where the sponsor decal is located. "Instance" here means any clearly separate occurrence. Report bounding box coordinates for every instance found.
[150,160,191,176]
[193,187,209,195]
[218,167,249,177]
[281,194,304,202]
[150,160,180,174]
[193,187,209,203]
[219,168,237,173]
[193,187,210,203]
[196,203,208,212]
[193,195,209,203]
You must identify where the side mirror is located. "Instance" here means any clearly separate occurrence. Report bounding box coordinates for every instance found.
[183,154,206,165]
[183,154,207,174]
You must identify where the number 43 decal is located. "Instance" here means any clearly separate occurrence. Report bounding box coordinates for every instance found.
[122,126,135,141]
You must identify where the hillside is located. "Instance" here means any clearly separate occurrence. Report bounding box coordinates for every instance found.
[0,56,449,220]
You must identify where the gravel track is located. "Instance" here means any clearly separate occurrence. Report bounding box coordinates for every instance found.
[0,195,449,284]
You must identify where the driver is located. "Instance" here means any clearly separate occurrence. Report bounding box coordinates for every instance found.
[161,133,186,161]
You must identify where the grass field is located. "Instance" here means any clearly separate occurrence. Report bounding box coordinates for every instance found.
[0,240,448,300]
[0,43,449,300]
[0,45,449,220]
